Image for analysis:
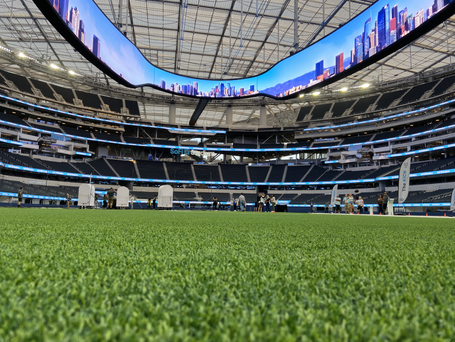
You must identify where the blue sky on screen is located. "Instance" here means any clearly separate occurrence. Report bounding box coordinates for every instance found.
[64,0,443,95]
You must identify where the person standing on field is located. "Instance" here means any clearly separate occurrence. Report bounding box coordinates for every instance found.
[17,187,23,207]
[383,192,389,215]
[335,195,341,214]
[377,194,384,215]
[66,193,71,209]
[107,187,116,209]
[343,194,348,214]
[238,193,246,211]
[270,195,276,212]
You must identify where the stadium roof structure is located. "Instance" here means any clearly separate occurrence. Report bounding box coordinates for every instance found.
[0,0,455,127]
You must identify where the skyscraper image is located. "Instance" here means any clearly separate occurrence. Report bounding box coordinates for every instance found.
[160,80,166,89]
[378,5,391,50]
[355,34,363,64]
[69,7,79,37]
[93,35,101,59]
[335,53,344,74]
[58,0,69,23]
[315,60,324,78]
[363,17,372,59]
[78,20,85,45]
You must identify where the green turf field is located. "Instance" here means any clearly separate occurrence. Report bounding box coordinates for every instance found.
[0,209,454,341]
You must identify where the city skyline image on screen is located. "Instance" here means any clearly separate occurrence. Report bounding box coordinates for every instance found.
[48,0,454,99]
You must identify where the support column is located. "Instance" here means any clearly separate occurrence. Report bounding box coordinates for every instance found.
[226,106,233,125]
[169,103,176,125]
[259,105,267,126]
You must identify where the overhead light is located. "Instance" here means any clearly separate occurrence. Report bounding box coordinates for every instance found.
[68,70,76,75]
[340,87,348,92]
[50,63,59,69]
[312,91,320,96]
[361,83,370,88]
[18,52,26,58]
[299,94,304,98]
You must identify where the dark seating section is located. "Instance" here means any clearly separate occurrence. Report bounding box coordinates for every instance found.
[0,112,30,126]
[165,162,194,181]
[285,165,311,182]
[233,143,257,148]
[193,165,221,181]
[409,156,455,173]
[398,80,438,105]
[0,70,33,94]
[404,124,433,135]
[123,136,150,144]
[136,160,167,179]
[125,100,140,116]
[0,74,7,87]
[154,139,178,146]
[50,84,75,104]
[350,95,379,114]
[366,165,400,179]
[173,191,197,201]
[317,170,342,181]
[373,130,405,141]
[202,192,230,202]
[273,193,295,201]
[75,90,102,110]
[335,170,371,180]
[341,135,372,145]
[0,179,77,198]
[220,164,248,182]
[331,100,355,118]
[296,106,313,122]
[310,103,332,120]
[29,79,55,99]
[268,165,286,182]
[302,165,325,181]
[291,193,321,204]
[312,141,339,148]
[61,126,93,139]
[233,193,257,203]
[88,159,118,177]
[39,160,80,173]
[260,143,284,149]
[431,75,455,97]
[375,89,407,110]
[0,151,49,169]
[107,159,138,178]
[248,166,270,182]
[101,95,123,113]
[71,162,98,175]
[93,132,122,142]
[28,122,63,133]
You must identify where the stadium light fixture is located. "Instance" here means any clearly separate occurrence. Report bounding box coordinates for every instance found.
[50,63,59,69]
[18,52,26,58]
[340,87,348,92]
[299,94,304,98]
[68,70,76,75]
[361,83,370,88]
[312,91,320,96]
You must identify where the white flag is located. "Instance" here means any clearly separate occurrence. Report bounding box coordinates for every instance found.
[398,157,411,204]
[450,189,455,211]
[330,184,338,207]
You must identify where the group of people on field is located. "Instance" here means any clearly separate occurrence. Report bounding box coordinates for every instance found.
[318,191,390,214]
[331,193,365,214]
[255,193,277,212]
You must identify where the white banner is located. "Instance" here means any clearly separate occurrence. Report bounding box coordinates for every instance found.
[451,189,455,211]
[330,184,338,207]
[398,157,411,204]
